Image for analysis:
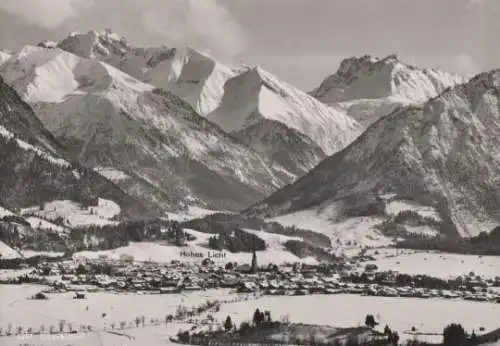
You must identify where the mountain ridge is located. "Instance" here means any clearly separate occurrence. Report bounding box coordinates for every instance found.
[0,45,293,212]
[310,54,468,127]
[55,30,235,116]
[55,30,364,178]
[208,65,364,156]
[0,76,153,220]
[246,69,500,239]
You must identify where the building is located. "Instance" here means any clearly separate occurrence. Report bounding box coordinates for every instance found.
[247,236,258,274]
[251,249,258,274]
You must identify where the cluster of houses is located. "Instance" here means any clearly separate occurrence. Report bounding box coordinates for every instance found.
[1,254,499,304]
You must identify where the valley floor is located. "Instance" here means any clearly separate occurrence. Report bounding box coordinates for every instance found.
[366,248,500,279]
[0,284,499,345]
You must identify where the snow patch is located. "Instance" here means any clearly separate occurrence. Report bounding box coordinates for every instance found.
[21,250,65,258]
[25,216,67,233]
[165,206,231,222]
[94,167,130,182]
[0,124,70,168]
[0,205,16,218]
[269,205,393,250]
[0,240,20,259]
[21,198,121,227]
[385,200,442,222]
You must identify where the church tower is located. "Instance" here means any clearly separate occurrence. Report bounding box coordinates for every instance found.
[251,238,258,273]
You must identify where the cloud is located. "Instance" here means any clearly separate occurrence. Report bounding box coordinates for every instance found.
[466,0,484,9]
[453,53,480,76]
[0,0,93,29]
[140,0,247,61]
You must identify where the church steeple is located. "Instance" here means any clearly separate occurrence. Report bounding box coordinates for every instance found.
[251,238,258,273]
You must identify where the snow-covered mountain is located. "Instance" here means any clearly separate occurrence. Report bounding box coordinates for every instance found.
[0,49,11,66]
[56,30,235,116]
[310,54,468,127]
[0,75,150,219]
[55,30,363,178]
[0,46,291,212]
[247,69,500,239]
[231,118,327,176]
[207,66,363,175]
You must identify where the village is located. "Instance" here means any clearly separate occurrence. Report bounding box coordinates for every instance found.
[1,249,500,305]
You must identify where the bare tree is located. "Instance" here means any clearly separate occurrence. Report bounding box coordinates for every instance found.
[59,320,66,333]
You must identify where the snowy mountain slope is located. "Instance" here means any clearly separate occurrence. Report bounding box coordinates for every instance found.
[56,30,235,116]
[310,55,468,127]
[232,118,326,176]
[0,76,152,221]
[0,45,152,104]
[21,198,121,228]
[0,50,11,66]
[247,69,500,238]
[0,46,291,212]
[208,66,363,157]
[0,75,63,154]
[55,31,359,177]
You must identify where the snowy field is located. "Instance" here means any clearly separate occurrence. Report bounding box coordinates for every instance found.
[164,206,231,222]
[0,241,20,259]
[21,198,121,228]
[367,248,500,279]
[0,323,190,346]
[213,294,500,343]
[0,284,259,346]
[385,199,442,222]
[74,228,317,266]
[0,284,236,345]
[0,285,229,331]
[0,241,64,260]
[268,203,393,249]
[1,285,499,345]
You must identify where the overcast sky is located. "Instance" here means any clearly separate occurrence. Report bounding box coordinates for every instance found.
[0,0,497,90]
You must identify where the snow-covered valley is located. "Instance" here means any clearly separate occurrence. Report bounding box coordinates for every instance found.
[0,25,499,346]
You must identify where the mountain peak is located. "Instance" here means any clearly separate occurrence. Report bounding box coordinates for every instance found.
[247,70,500,239]
[55,31,234,116]
[466,68,500,91]
[208,65,363,156]
[57,29,129,60]
[333,53,421,85]
[310,54,468,127]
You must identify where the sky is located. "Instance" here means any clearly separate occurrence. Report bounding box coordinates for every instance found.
[0,0,497,90]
